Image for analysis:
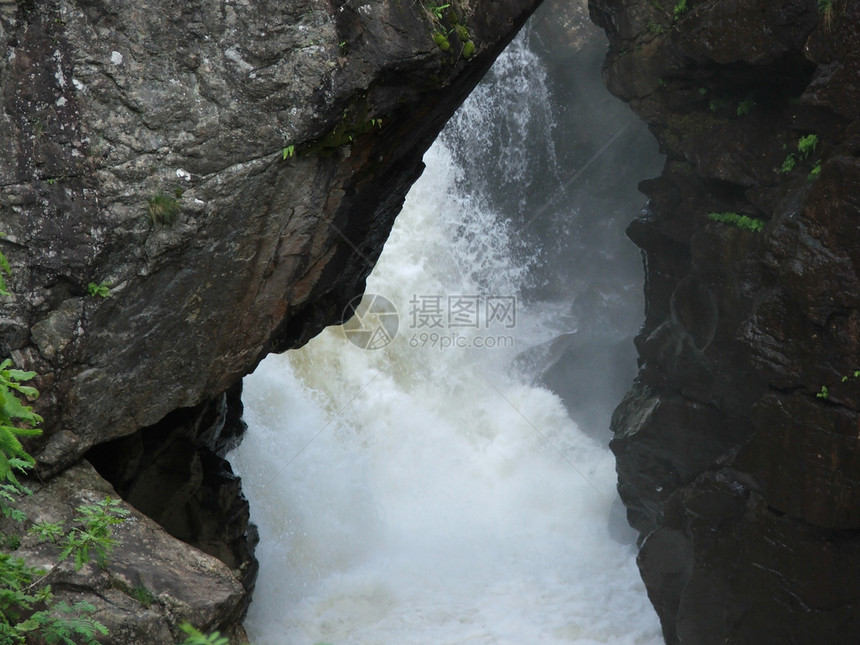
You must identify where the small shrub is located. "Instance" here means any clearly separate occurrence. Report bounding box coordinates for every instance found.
[0,235,11,297]
[646,21,665,34]
[86,281,111,298]
[432,31,451,51]
[708,212,766,232]
[808,161,822,181]
[673,0,688,19]
[132,585,155,608]
[780,153,797,174]
[736,98,755,116]
[427,2,450,20]
[798,134,818,158]
[147,192,181,226]
[178,623,230,645]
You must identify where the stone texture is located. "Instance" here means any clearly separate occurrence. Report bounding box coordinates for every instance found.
[590,0,860,642]
[0,0,540,473]
[0,0,540,639]
[1,462,248,644]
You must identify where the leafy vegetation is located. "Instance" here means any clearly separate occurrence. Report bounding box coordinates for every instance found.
[736,97,755,116]
[86,281,111,298]
[0,264,126,643]
[780,134,820,175]
[148,192,181,226]
[673,0,688,19]
[708,212,766,232]
[0,360,42,485]
[646,20,665,35]
[780,153,797,174]
[131,585,155,608]
[178,623,230,645]
[0,237,12,298]
[816,371,859,401]
[798,134,819,158]
[281,144,295,160]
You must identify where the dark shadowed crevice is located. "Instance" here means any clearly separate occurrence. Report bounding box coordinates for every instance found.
[86,383,258,621]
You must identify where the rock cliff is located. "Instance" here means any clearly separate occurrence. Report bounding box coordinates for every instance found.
[0,0,539,640]
[590,0,860,642]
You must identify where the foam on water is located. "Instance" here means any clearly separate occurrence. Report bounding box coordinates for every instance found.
[229,26,663,645]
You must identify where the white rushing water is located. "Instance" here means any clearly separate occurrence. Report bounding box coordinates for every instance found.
[230,27,663,645]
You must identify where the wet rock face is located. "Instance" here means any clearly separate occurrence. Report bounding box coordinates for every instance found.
[591,0,860,642]
[0,0,540,640]
[0,0,539,473]
[0,462,249,644]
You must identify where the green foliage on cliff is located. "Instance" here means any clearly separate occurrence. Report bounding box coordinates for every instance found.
[0,360,42,486]
[148,192,181,226]
[0,362,127,644]
[798,134,818,158]
[0,240,11,298]
[781,134,819,175]
[86,281,111,298]
[708,212,766,232]
[0,270,126,643]
[178,623,230,645]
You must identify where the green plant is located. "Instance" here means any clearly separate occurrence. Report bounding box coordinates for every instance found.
[0,269,121,645]
[0,367,124,643]
[427,2,450,20]
[461,39,475,59]
[147,192,181,226]
[708,212,766,232]
[131,585,155,608]
[798,133,818,158]
[86,281,110,299]
[432,31,451,51]
[736,97,755,116]
[282,144,295,159]
[57,498,129,570]
[808,161,822,180]
[780,134,819,174]
[177,623,229,645]
[842,370,860,382]
[818,0,833,12]
[28,520,64,543]
[673,0,688,18]
[780,153,797,174]
[817,385,829,399]
[646,20,665,34]
[0,237,11,298]
[0,360,42,485]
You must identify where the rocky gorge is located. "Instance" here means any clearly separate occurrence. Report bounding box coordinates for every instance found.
[0,0,858,643]
[591,0,860,642]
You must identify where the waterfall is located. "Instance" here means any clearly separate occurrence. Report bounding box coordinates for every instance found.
[230,20,663,645]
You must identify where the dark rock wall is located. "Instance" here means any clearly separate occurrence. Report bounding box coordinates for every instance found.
[590,0,860,643]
